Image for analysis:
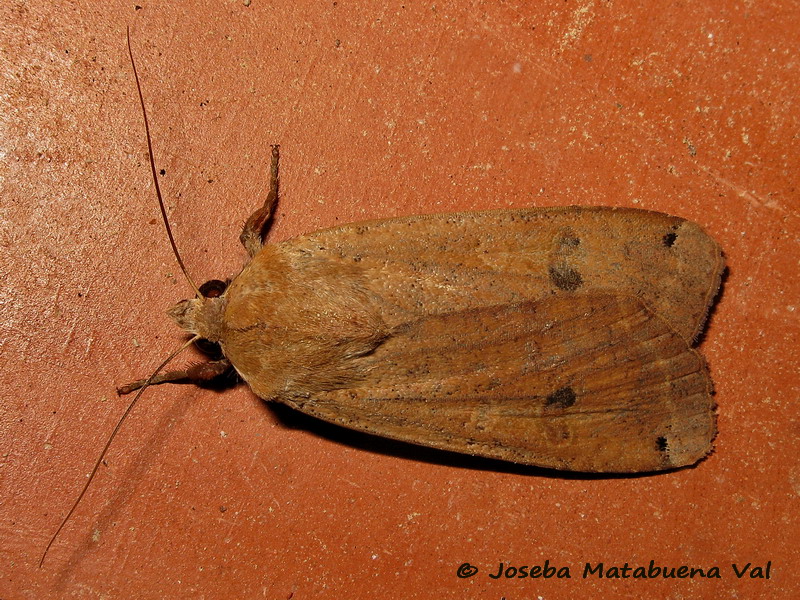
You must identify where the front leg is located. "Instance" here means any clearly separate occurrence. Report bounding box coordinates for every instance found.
[240,145,280,256]
[117,359,233,394]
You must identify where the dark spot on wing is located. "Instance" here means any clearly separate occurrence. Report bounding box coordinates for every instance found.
[546,386,577,409]
[559,231,581,248]
[663,232,677,247]
[549,265,584,291]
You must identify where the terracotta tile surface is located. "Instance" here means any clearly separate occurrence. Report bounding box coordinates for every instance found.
[2,1,797,598]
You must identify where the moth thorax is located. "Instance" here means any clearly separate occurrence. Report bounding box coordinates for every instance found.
[167,297,226,342]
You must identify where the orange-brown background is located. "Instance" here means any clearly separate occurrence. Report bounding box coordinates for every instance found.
[1,1,797,598]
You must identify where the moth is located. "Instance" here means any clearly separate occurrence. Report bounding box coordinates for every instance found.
[139,195,724,473]
[40,29,724,566]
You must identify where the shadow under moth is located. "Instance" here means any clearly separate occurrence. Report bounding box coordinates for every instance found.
[40,29,725,566]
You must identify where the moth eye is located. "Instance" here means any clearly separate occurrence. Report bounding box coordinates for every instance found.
[195,338,224,360]
[199,279,228,298]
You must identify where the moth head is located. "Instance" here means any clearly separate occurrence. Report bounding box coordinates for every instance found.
[167,279,229,344]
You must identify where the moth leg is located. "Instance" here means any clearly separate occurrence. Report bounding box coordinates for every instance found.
[240,144,280,256]
[117,359,233,395]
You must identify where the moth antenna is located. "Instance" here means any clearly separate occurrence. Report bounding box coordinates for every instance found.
[39,335,200,568]
[127,26,201,298]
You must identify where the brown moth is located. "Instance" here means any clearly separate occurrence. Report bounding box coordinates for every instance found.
[40,29,724,566]
[150,203,723,472]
